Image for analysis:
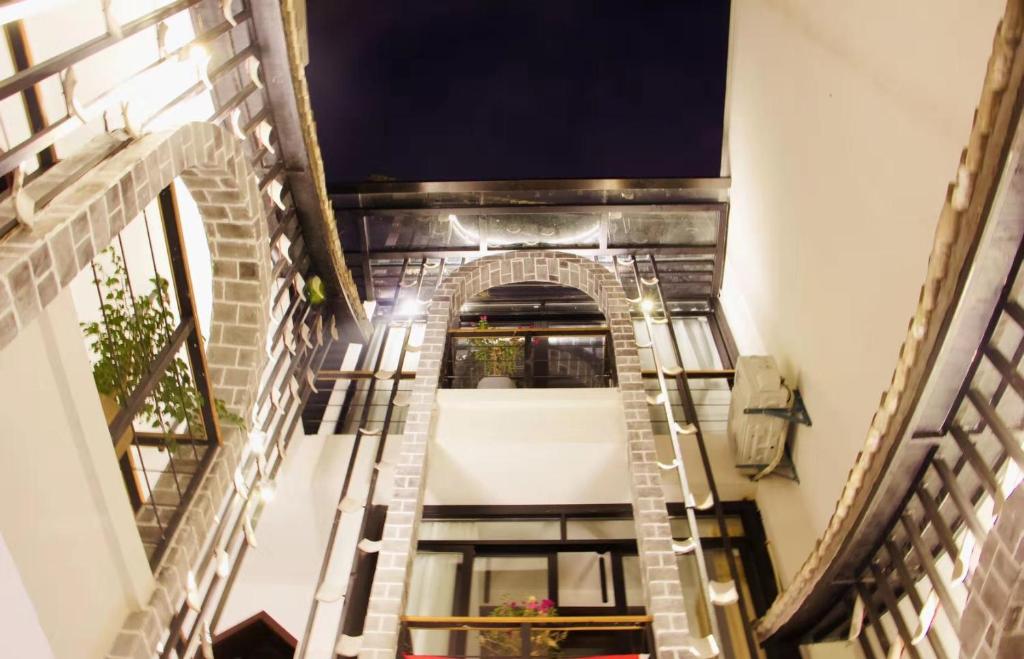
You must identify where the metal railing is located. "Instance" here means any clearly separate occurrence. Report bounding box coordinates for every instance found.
[0,0,284,241]
[442,326,616,389]
[399,615,653,659]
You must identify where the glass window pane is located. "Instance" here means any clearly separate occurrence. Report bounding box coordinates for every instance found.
[407,552,464,656]
[420,519,560,541]
[470,556,549,614]
[607,211,719,247]
[669,516,745,538]
[622,555,644,607]
[565,519,636,540]
[558,552,614,606]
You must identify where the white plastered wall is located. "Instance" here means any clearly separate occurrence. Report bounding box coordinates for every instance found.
[0,287,153,659]
[0,531,56,659]
[721,0,1005,584]
[424,388,755,506]
[426,388,633,505]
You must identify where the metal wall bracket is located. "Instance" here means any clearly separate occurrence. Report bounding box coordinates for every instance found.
[743,389,812,426]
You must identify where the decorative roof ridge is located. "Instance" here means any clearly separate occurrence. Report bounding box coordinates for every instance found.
[757,0,1024,640]
[278,0,371,338]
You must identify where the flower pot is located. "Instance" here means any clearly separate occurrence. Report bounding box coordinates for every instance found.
[477,375,516,389]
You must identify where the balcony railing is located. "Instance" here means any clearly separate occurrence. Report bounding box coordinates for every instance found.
[399,615,653,659]
[442,326,615,389]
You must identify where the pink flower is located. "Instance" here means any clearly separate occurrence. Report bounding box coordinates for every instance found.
[540,599,554,610]
[526,600,538,610]
[480,315,488,322]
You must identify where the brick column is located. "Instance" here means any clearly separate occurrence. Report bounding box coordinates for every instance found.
[359,252,692,659]
[960,484,1024,659]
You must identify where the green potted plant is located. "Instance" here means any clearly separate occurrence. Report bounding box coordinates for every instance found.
[479,596,567,657]
[468,316,521,388]
[81,247,240,453]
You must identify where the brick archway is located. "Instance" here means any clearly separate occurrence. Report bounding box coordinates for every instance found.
[360,252,693,659]
[0,122,273,653]
[0,122,271,415]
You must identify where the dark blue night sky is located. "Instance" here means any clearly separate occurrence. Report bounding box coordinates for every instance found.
[306,1,731,184]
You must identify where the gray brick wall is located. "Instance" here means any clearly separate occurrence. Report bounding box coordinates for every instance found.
[359,251,693,659]
[960,485,1024,659]
[0,122,275,659]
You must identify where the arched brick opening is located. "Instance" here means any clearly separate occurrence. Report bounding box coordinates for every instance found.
[0,122,271,415]
[0,122,274,654]
[359,252,693,659]
[961,484,1024,659]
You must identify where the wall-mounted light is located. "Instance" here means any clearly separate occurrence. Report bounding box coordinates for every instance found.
[187,43,213,91]
[246,55,262,89]
[221,0,236,25]
[11,163,35,229]
[201,621,215,659]
[336,634,362,657]
[233,467,249,498]
[242,503,258,547]
[258,480,276,504]
[256,121,275,154]
[185,570,202,611]
[672,538,697,555]
[847,595,864,641]
[101,0,122,38]
[910,591,938,644]
[339,497,363,513]
[60,67,87,123]
[229,107,246,140]
[708,580,738,606]
[248,429,267,454]
[357,538,381,553]
[216,548,231,578]
[120,101,143,138]
[267,178,286,210]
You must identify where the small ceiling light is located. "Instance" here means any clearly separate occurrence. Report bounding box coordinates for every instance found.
[640,298,655,313]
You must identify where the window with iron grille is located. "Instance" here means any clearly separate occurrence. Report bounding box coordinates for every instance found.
[71,181,224,567]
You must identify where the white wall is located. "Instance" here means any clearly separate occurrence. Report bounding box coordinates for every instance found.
[426,389,632,505]
[722,0,1005,584]
[0,532,56,659]
[217,430,356,639]
[426,388,756,507]
[0,288,153,659]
